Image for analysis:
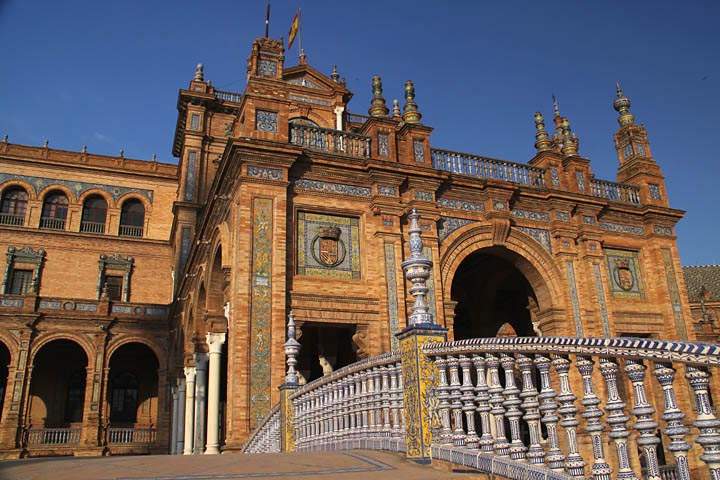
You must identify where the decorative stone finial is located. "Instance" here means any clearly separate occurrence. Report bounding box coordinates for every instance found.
[299,48,307,65]
[402,80,422,124]
[613,81,635,127]
[151,153,157,162]
[534,112,552,152]
[401,209,434,326]
[330,65,340,83]
[368,75,389,117]
[194,63,204,82]
[43,139,49,148]
[392,99,401,118]
[284,310,301,385]
[561,118,579,156]
[552,94,561,118]
[2,134,8,143]
[119,148,124,158]
[82,145,87,153]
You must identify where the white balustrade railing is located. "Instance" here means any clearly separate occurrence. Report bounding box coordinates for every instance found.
[290,124,371,159]
[243,406,280,453]
[423,336,720,480]
[26,427,81,446]
[107,426,156,445]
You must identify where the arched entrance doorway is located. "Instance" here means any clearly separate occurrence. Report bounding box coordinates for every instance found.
[27,339,87,446]
[451,246,542,340]
[107,343,159,446]
[0,341,10,420]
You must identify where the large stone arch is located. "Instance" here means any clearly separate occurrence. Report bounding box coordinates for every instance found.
[106,336,167,372]
[28,332,95,366]
[440,223,570,336]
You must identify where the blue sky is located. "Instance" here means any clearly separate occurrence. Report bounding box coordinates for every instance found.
[1,1,718,265]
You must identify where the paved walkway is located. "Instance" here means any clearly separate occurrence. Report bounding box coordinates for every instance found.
[0,449,480,479]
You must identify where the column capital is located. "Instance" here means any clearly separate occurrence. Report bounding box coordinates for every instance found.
[184,366,196,382]
[206,332,226,354]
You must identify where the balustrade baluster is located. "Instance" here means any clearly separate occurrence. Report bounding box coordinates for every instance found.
[685,366,720,480]
[500,354,527,460]
[654,363,691,480]
[552,355,586,477]
[447,356,466,446]
[381,365,391,435]
[390,362,402,437]
[625,359,662,480]
[517,354,544,464]
[598,358,637,480]
[486,354,510,457]
[459,355,479,448]
[355,373,363,437]
[472,354,494,452]
[576,356,612,480]
[374,367,383,435]
[362,370,371,436]
[534,354,565,471]
[434,356,453,445]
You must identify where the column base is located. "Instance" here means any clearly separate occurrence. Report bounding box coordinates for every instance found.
[204,445,220,455]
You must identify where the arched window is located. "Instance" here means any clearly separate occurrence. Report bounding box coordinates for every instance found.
[80,195,107,233]
[40,190,69,230]
[0,186,28,226]
[110,372,139,423]
[119,199,144,237]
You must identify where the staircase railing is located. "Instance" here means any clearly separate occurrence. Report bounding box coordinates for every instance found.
[243,405,280,453]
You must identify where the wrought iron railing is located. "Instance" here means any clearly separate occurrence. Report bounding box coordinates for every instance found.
[80,221,105,233]
[0,213,24,226]
[25,427,81,446]
[107,426,156,445]
[39,216,65,230]
[590,178,641,205]
[119,224,143,237]
[290,124,371,159]
[431,148,546,188]
[214,90,243,103]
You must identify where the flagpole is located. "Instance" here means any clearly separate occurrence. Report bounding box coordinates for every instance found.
[264,0,270,38]
[298,7,303,58]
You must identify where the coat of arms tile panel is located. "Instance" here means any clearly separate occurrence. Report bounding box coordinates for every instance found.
[296,211,361,279]
[605,248,644,298]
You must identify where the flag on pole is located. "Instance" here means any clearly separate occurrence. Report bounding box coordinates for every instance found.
[264,1,271,38]
[288,10,300,48]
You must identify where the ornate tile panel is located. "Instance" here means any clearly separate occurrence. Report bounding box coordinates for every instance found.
[662,248,687,339]
[255,110,278,132]
[384,243,400,351]
[575,171,586,192]
[556,211,570,222]
[550,167,560,187]
[415,191,433,202]
[600,222,644,236]
[179,226,192,275]
[583,215,596,224]
[184,151,197,202]
[257,59,277,77]
[413,140,425,162]
[294,179,371,197]
[287,76,319,88]
[423,246,437,319]
[0,172,154,203]
[250,197,273,428]
[565,260,584,336]
[605,248,644,298]
[247,165,283,181]
[592,263,611,337]
[378,133,389,157]
[438,216,473,241]
[649,184,661,200]
[516,227,552,253]
[288,94,331,106]
[654,225,673,236]
[437,198,484,212]
[511,209,550,222]
[377,185,397,197]
[296,212,360,280]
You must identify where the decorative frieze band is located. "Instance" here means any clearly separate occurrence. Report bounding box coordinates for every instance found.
[294,179,371,198]
[516,227,552,253]
[377,185,398,197]
[438,198,485,212]
[247,165,283,181]
[0,172,154,203]
[600,222,645,236]
[653,225,674,236]
[511,209,550,222]
[415,191,433,202]
[438,217,473,241]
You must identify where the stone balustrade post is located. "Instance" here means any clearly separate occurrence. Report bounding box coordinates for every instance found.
[685,366,720,480]
[517,354,544,465]
[625,359,662,480]
[447,355,465,446]
[459,355,479,448]
[653,363,690,480]
[535,354,565,471]
[553,355,585,478]
[472,354,494,453]
[576,355,611,480]
[500,353,526,461]
[486,353,510,457]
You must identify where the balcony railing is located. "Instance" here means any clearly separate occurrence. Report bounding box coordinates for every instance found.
[0,213,24,226]
[590,178,641,205]
[432,148,546,188]
[214,90,243,103]
[26,427,81,446]
[107,426,156,445]
[345,112,371,124]
[39,216,66,230]
[290,124,371,159]
[80,221,105,234]
[119,224,143,237]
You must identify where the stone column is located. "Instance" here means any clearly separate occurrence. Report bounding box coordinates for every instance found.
[193,352,208,455]
[204,333,226,454]
[182,366,196,455]
[170,385,178,454]
[176,377,185,454]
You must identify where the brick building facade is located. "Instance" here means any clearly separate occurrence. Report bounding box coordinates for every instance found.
[0,36,714,458]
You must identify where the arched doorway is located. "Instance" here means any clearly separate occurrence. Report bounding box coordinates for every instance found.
[107,343,159,446]
[27,339,87,446]
[0,342,10,420]
[451,247,541,340]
